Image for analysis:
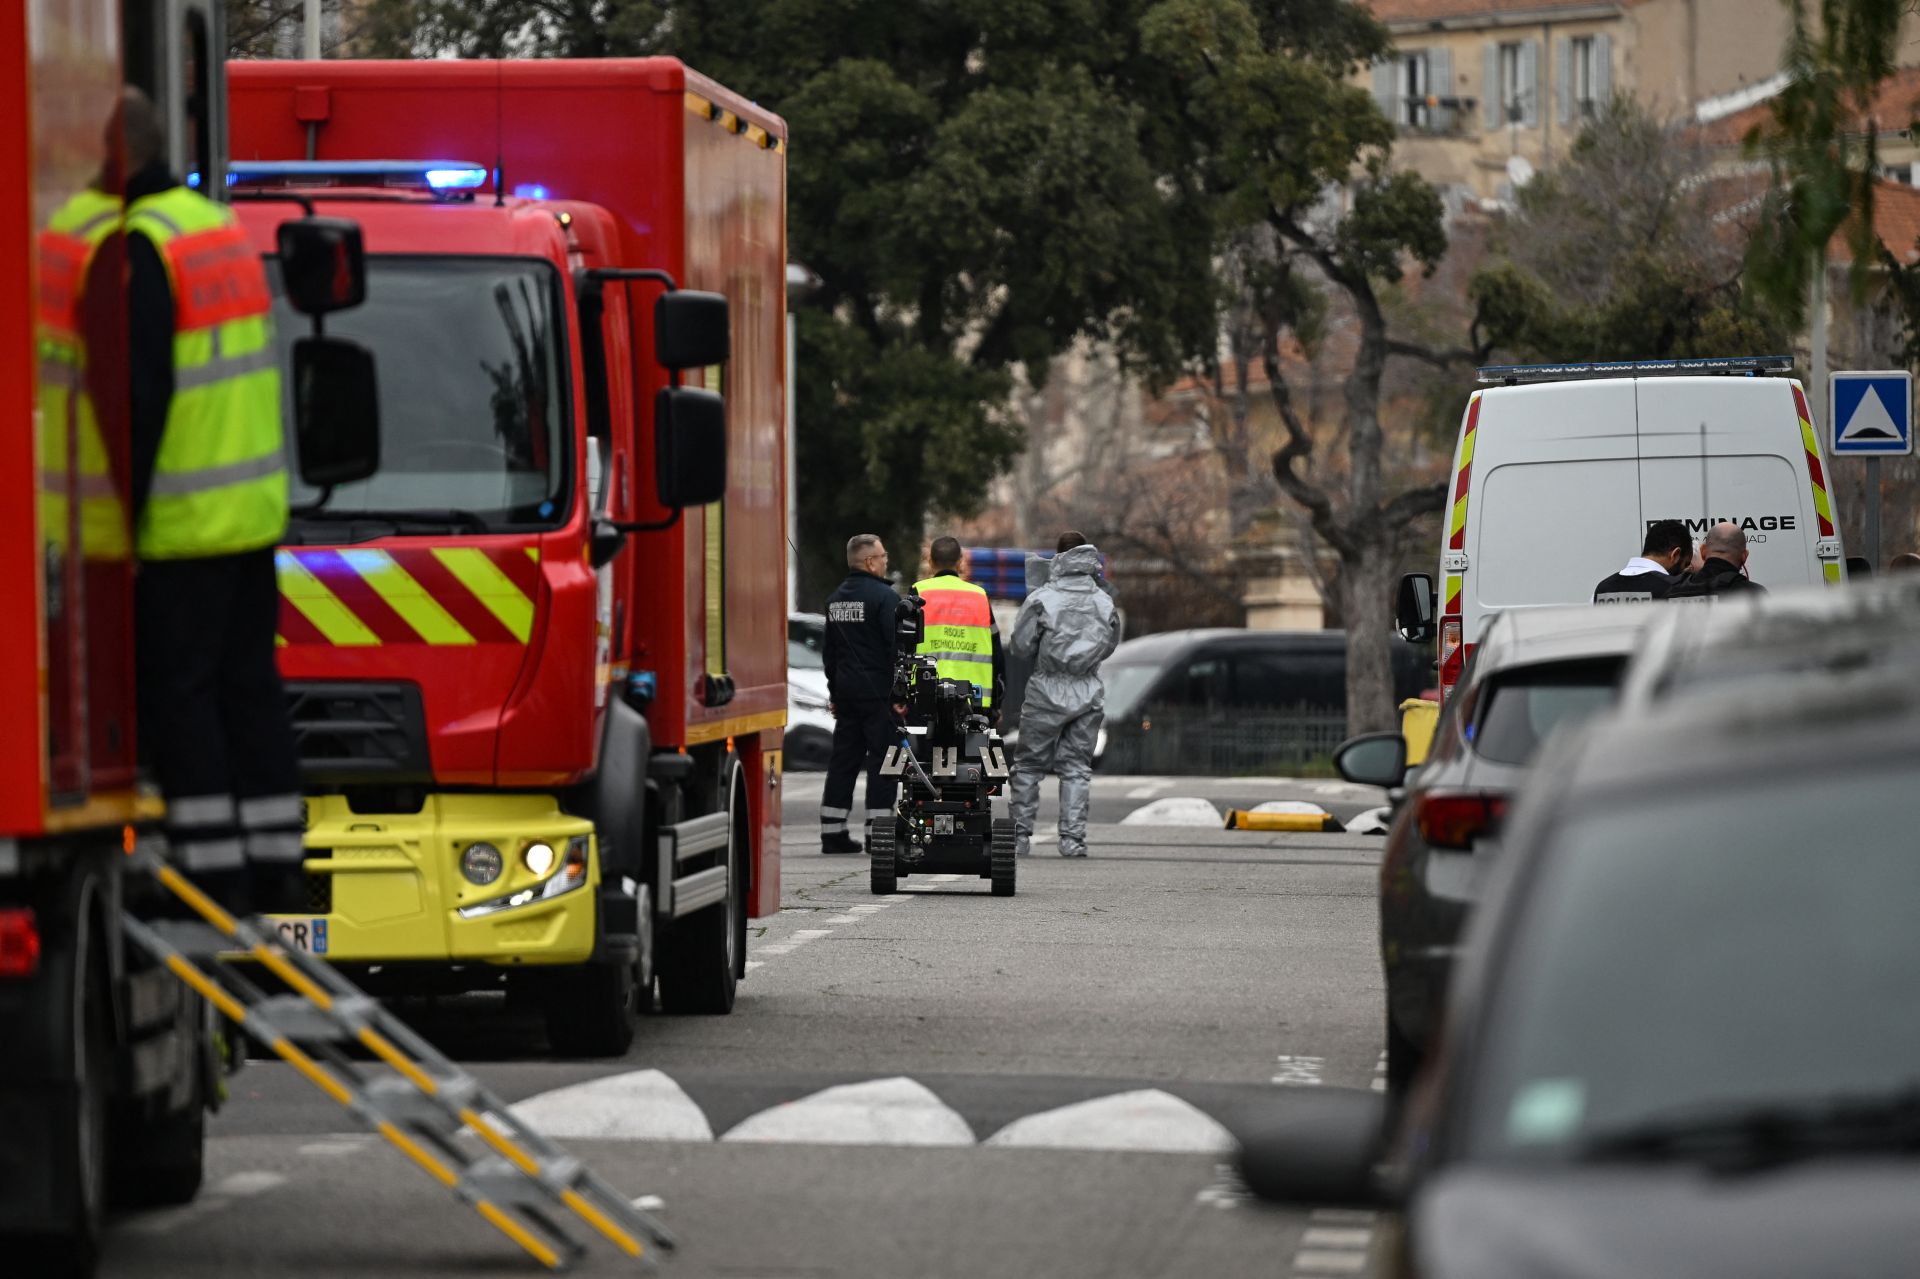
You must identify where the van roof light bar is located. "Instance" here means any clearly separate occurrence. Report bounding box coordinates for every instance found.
[227,160,492,196]
[1476,355,1794,384]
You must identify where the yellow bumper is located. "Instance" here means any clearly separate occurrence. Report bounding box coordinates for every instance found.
[271,793,599,966]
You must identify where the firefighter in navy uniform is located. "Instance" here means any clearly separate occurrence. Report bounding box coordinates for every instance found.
[911,536,1004,717]
[1592,520,1692,603]
[111,89,307,914]
[820,533,902,854]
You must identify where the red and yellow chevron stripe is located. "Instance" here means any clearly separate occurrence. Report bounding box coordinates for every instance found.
[275,545,541,646]
[1791,385,1842,585]
[1443,394,1481,614]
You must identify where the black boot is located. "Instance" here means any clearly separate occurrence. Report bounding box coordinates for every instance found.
[820,834,862,855]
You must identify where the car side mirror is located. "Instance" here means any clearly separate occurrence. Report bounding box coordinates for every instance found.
[1236,1088,1395,1208]
[291,336,379,487]
[1334,731,1408,789]
[654,386,726,508]
[655,290,729,370]
[1396,573,1436,644]
[1846,556,1873,579]
[278,217,366,316]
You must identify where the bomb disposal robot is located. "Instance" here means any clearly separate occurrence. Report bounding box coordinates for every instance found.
[869,598,1017,896]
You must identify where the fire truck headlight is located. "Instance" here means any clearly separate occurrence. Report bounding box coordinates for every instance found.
[460,842,504,885]
[522,841,556,877]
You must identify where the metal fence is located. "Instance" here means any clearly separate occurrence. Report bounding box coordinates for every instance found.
[1100,707,1350,776]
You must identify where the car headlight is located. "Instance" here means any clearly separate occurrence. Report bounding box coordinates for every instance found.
[460,842,504,885]
[522,841,556,877]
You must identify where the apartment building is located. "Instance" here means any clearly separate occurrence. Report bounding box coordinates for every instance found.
[1366,0,1788,200]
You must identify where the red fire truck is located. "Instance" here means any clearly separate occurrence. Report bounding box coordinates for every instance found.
[2,3,274,1269]
[224,60,788,1055]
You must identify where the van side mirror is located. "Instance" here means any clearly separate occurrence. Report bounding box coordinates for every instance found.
[654,387,726,508]
[655,290,729,370]
[1396,573,1436,643]
[1846,556,1873,579]
[291,336,379,488]
[278,217,366,316]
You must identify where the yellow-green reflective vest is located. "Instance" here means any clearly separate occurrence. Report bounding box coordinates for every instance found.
[38,188,130,559]
[912,574,994,707]
[125,186,287,559]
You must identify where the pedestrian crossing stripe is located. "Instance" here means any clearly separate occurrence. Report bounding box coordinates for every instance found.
[507,1071,1242,1153]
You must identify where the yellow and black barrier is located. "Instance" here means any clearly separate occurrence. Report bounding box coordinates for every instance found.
[1222,808,1345,833]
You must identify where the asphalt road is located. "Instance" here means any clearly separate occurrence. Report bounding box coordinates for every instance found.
[100,775,1394,1279]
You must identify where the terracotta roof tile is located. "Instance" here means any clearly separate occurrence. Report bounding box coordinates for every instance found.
[1696,66,1920,148]
[1831,177,1920,266]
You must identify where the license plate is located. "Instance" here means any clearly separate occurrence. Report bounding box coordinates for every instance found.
[274,917,329,955]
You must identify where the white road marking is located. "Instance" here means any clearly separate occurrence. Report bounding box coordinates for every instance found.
[1271,1055,1325,1087]
[822,914,861,924]
[1124,781,1170,798]
[1302,1228,1372,1248]
[722,1076,974,1147]
[1372,1051,1388,1093]
[296,1136,370,1157]
[1119,797,1225,826]
[1310,1209,1379,1225]
[1032,832,1056,845]
[511,1068,715,1141]
[631,1194,666,1212]
[1194,1162,1251,1210]
[984,1089,1235,1154]
[1292,1250,1367,1273]
[745,960,765,972]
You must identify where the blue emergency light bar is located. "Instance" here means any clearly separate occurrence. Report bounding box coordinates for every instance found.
[1477,355,1795,384]
[227,160,492,193]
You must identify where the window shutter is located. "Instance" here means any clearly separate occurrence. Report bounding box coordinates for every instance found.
[1521,40,1540,128]
[1484,43,1500,130]
[1555,38,1572,125]
[1594,33,1613,107]
[1373,59,1397,122]
[1430,46,1453,129]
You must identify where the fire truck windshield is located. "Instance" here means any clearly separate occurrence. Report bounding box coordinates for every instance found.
[272,256,571,531]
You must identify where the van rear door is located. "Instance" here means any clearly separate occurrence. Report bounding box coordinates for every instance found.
[1467,381,1640,619]
[1633,378,1832,589]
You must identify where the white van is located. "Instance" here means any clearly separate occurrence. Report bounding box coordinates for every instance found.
[1395,358,1849,697]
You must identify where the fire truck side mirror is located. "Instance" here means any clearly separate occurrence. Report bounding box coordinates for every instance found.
[292,336,381,487]
[654,290,729,370]
[653,386,726,508]
[278,217,367,316]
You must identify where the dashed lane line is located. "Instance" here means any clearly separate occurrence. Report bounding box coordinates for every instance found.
[1271,1055,1325,1087]
[1290,1208,1377,1278]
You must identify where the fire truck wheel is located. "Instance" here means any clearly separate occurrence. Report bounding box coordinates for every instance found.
[657,782,744,1016]
[16,933,112,1274]
[111,1070,206,1208]
[870,820,897,895]
[991,819,1017,897]
[543,961,638,1058]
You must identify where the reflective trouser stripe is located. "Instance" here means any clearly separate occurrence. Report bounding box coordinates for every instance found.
[246,831,308,864]
[169,793,236,829]
[175,835,246,871]
[819,806,851,819]
[866,809,892,823]
[820,821,849,836]
[239,793,305,828]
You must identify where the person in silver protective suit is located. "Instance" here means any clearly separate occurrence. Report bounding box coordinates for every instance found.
[1008,539,1121,858]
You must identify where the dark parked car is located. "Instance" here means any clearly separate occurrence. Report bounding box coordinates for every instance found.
[1097,629,1428,775]
[1334,606,1656,1097]
[1239,669,1920,1279]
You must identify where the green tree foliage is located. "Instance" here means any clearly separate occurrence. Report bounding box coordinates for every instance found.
[1746,0,1911,328]
[356,0,1220,599]
[1473,100,1788,361]
[1140,0,1457,730]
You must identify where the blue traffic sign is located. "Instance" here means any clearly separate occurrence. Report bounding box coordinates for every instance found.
[1830,371,1913,456]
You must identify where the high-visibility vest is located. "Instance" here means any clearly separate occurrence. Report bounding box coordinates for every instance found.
[37,188,130,559]
[912,574,995,707]
[125,186,287,560]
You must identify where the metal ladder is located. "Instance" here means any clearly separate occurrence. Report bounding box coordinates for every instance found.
[122,852,676,1271]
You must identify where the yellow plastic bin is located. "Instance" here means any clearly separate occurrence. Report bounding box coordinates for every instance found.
[1399,697,1439,766]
